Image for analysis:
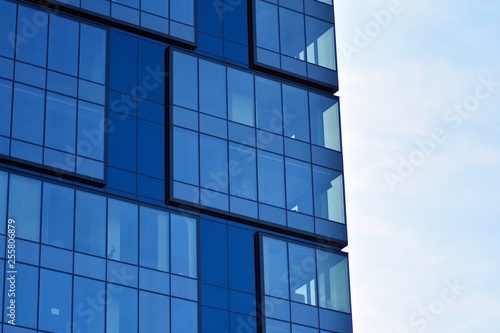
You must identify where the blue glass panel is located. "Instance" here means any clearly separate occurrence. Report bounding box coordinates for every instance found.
[0,172,6,233]
[138,119,164,178]
[170,0,194,25]
[170,21,195,42]
[200,114,227,139]
[12,83,45,144]
[138,99,164,124]
[137,175,164,201]
[309,93,340,151]
[106,285,138,333]
[228,226,255,293]
[262,236,288,298]
[110,31,138,93]
[73,276,105,333]
[48,14,79,76]
[172,51,198,110]
[41,183,75,249]
[41,245,73,273]
[257,151,285,208]
[107,260,138,288]
[281,0,303,11]
[74,252,106,280]
[14,61,46,88]
[10,140,42,164]
[229,143,256,201]
[139,291,170,333]
[228,122,255,147]
[108,110,137,171]
[139,206,169,271]
[81,0,110,15]
[316,250,350,313]
[229,290,255,315]
[171,214,197,278]
[8,175,41,242]
[266,318,290,333]
[108,199,138,264]
[202,306,229,333]
[256,77,282,134]
[283,84,310,142]
[230,312,257,333]
[285,158,313,215]
[198,0,222,36]
[289,243,317,305]
[80,24,107,84]
[202,284,229,310]
[138,38,166,104]
[313,166,344,223]
[223,0,248,45]
[255,0,279,52]
[224,40,249,66]
[197,32,224,59]
[171,275,197,301]
[38,269,72,332]
[265,295,290,321]
[228,68,254,126]
[200,134,228,193]
[279,8,305,60]
[284,138,311,162]
[172,127,198,185]
[199,59,226,118]
[45,92,77,153]
[4,264,38,328]
[256,130,283,155]
[77,101,105,161]
[172,105,198,130]
[200,219,228,286]
[139,267,170,294]
[79,79,106,105]
[171,298,197,333]
[14,239,39,266]
[15,6,48,67]
[0,136,9,156]
[142,0,169,17]
[0,1,16,58]
[141,12,169,34]
[45,148,75,180]
[107,167,136,194]
[0,79,12,137]
[291,302,319,327]
[112,3,140,24]
[75,190,105,256]
[76,157,105,180]
[0,56,14,79]
[47,70,78,97]
[115,0,140,9]
[293,324,319,333]
[305,16,336,70]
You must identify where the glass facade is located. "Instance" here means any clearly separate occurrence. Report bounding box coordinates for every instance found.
[0,0,351,332]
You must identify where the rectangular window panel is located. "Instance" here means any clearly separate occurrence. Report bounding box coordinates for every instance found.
[12,83,45,145]
[309,93,340,151]
[106,285,138,333]
[255,0,279,52]
[317,250,350,313]
[171,298,197,333]
[41,182,75,249]
[48,14,79,76]
[75,190,107,256]
[171,214,197,278]
[279,8,305,60]
[73,276,106,333]
[16,6,48,67]
[108,199,138,264]
[172,51,198,110]
[262,236,289,298]
[4,263,39,328]
[0,79,12,137]
[229,143,257,200]
[139,291,170,333]
[306,17,336,71]
[45,93,77,153]
[256,76,282,134]
[0,0,16,58]
[285,158,313,215]
[313,166,344,223]
[283,84,310,142]
[172,127,199,186]
[39,269,72,332]
[289,243,317,306]
[0,171,6,232]
[228,68,254,126]
[77,101,105,161]
[199,59,226,118]
[200,134,228,193]
[140,206,169,271]
[257,151,285,208]
[8,174,41,241]
[80,23,107,84]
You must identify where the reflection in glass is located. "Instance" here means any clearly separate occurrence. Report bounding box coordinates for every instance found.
[140,206,169,271]
[106,285,138,333]
[309,93,340,151]
[263,237,289,298]
[74,276,105,333]
[313,166,344,223]
[258,151,285,208]
[306,17,336,70]
[199,59,226,118]
[173,127,199,185]
[75,190,106,256]
[80,23,107,84]
[256,76,282,134]
[108,199,138,264]
[45,92,77,153]
[317,250,350,313]
[139,291,170,332]
[289,243,316,305]
[49,14,79,76]
[255,0,279,52]
[39,269,72,332]
[12,83,45,144]
[200,134,228,193]
[285,158,313,215]
[8,174,41,241]
[41,183,75,249]
[229,143,257,200]
[283,84,309,142]
[228,68,254,126]
[279,8,305,60]
[77,101,105,161]
[171,214,197,278]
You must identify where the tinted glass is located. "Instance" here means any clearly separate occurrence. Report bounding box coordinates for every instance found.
[171,298,197,333]
[289,243,317,305]
[313,166,344,223]
[306,17,336,70]
[108,199,138,264]
[228,68,254,126]
[16,6,48,67]
[200,134,228,193]
[317,250,350,313]
[0,0,16,58]
[199,59,226,118]
[106,285,138,333]
[0,172,6,232]
[73,276,106,333]
[140,206,169,271]
[283,84,309,142]
[4,263,38,328]
[256,77,282,134]
[285,158,313,215]
[173,127,199,185]
[309,93,340,151]
[139,291,170,332]
[172,51,198,110]
[0,79,12,137]
[279,8,305,60]
[171,214,197,278]
[77,101,105,161]
[8,174,41,241]
[142,0,169,17]
[45,92,77,153]
[80,24,107,84]
[38,269,72,332]
[263,237,289,298]
[41,182,75,249]
[258,151,285,208]
[229,143,257,200]
[75,190,106,256]
[255,0,279,52]
[49,14,79,76]
[12,83,45,144]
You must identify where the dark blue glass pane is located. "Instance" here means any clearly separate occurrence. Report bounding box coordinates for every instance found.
[142,0,169,17]
[80,24,107,84]
[255,0,279,52]
[0,172,6,233]
[138,99,164,124]
[229,143,257,200]
[47,70,78,97]
[283,84,309,142]
[138,120,164,178]
[0,56,14,79]
[256,76,282,134]
[79,80,106,105]
[292,324,319,333]
[4,264,38,328]
[108,199,138,264]
[8,175,41,242]
[38,269,72,332]
[0,79,12,137]
[115,0,139,9]
[285,158,313,215]
[201,284,229,310]
[107,167,137,194]
[141,12,169,34]
[41,183,75,249]
[171,214,197,278]
[10,140,42,164]
[171,298,197,333]
[45,92,77,153]
[228,226,255,293]
[199,59,226,118]
[279,8,305,60]
[139,291,170,333]
[139,206,169,271]
[202,306,229,333]
[227,68,254,126]
[16,6,48,67]
[138,38,166,104]
[73,276,106,333]
[198,0,222,36]
[48,14,79,76]
[172,51,198,110]
[172,127,198,185]
[75,191,106,256]
[77,101,105,161]
[112,2,140,24]
[0,1,16,58]
[257,151,285,208]
[110,31,138,93]
[12,83,45,144]
[230,312,257,333]
[200,134,228,193]
[14,61,46,88]
[200,219,227,286]
[170,0,194,25]
[223,0,248,45]
[106,285,138,333]
[107,111,137,171]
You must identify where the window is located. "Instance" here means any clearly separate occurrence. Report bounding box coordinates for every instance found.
[8,174,41,242]
[139,206,169,271]
[38,269,72,332]
[108,199,139,264]
[41,183,75,249]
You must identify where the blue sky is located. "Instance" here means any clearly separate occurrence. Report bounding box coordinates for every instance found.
[335,1,500,332]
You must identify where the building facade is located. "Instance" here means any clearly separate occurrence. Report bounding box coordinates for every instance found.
[0,0,352,332]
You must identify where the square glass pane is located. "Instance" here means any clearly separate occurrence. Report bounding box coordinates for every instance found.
[171,214,197,278]
[257,151,285,208]
[41,182,75,249]
[317,250,350,313]
[12,83,45,144]
[8,174,41,242]
[228,68,254,126]
[38,269,72,332]
[108,199,139,264]
[75,191,106,256]
[140,206,169,271]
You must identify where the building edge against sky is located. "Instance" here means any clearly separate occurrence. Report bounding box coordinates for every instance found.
[0,0,352,332]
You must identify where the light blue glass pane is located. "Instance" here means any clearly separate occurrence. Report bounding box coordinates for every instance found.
[140,206,169,271]
[171,275,197,301]
[172,127,198,185]
[200,134,228,193]
[262,236,288,298]
[141,12,169,34]
[309,93,340,151]
[0,0,16,58]
[12,83,45,144]
[139,291,170,333]
[170,0,194,25]
[257,151,285,208]
[289,243,317,305]
[38,269,72,332]
[75,191,106,256]
[0,56,14,79]
[44,148,75,174]
[79,79,106,105]
[4,264,38,328]
[266,318,290,333]
[47,70,78,97]
[76,157,105,180]
[283,84,309,142]
[142,0,169,18]
[8,175,41,242]
[229,143,257,200]
[108,199,138,264]
[172,51,198,110]
[285,158,313,215]
[73,276,105,333]
[256,76,282,134]
[16,6,48,67]
[77,101,105,161]
[115,0,139,9]
[106,285,138,333]
[0,172,6,233]
[111,3,140,25]
[171,298,197,333]
[228,68,254,126]
[255,0,279,52]
[10,140,42,164]
[279,8,305,60]
[306,17,335,70]
[313,166,344,223]
[0,79,12,137]
[80,24,107,84]
[14,61,46,88]
[317,250,350,313]
[199,59,226,118]
[139,267,170,295]
[41,182,75,249]
[171,214,197,278]
[45,92,77,153]
[48,14,79,76]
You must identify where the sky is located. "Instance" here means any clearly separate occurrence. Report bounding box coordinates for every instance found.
[334,1,500,332]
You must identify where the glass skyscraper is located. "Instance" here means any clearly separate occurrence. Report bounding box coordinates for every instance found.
[0,0,352,332]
